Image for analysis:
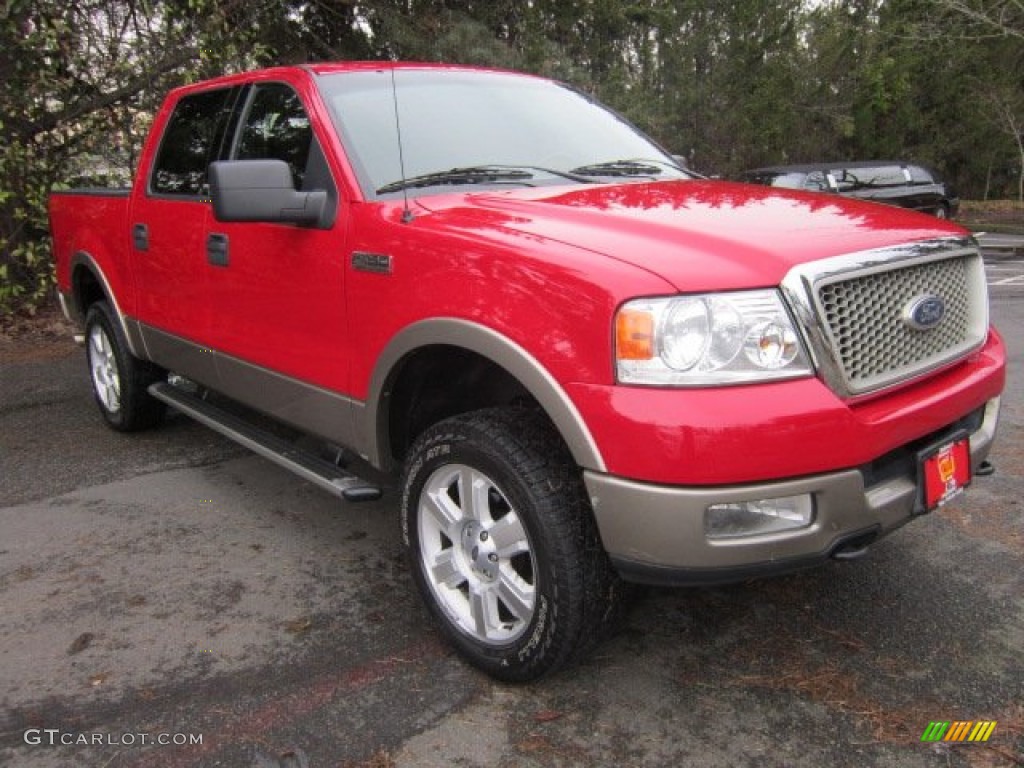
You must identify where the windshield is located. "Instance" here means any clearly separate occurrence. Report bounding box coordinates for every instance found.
[316,68,690,198]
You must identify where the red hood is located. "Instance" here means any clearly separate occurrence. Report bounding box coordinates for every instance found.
[414,180,968,292]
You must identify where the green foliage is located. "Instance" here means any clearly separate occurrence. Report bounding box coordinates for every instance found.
[0,0,266,316]
[0,137,53,311]
[3,0,1022,316]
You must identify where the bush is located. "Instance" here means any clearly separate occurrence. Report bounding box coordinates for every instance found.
[0,137,56,316]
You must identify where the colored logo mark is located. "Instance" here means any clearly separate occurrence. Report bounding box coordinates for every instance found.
[921,721,997,742]
[903,294,946,331]
[937,451,957,483]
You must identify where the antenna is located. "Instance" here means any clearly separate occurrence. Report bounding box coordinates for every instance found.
[390,66,414,224]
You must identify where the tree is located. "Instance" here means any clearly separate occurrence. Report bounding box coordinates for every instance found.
[936,0,1024,198]
[3,0,1022,315]
[982,86,1024,200]
[0,0,265,314]
[938,0,1024,40]
[877,0,1024,198]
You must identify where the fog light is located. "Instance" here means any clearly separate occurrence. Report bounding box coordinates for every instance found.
[705,495,814,539]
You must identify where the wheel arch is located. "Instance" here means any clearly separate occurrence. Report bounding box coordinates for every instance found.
[359,319,606,474]
[69,251,145,358]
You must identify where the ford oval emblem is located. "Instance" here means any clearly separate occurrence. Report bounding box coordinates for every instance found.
[903,294,946,331]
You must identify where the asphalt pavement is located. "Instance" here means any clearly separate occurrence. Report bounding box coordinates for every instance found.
[978,233,1024,260]
[0,279,1022,767]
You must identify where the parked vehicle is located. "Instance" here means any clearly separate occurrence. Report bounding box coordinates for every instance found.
[50,63,1004,681]
[737,161,959,218]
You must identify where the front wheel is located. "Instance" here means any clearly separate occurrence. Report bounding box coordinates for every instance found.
[401,408,622,681]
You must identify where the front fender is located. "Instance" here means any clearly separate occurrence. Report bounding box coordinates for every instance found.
[357,318,606,473]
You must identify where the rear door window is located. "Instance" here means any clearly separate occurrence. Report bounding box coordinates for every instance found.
[841,166,907,189]
[151,88,236,196]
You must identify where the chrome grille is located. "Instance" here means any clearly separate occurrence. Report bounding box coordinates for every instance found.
[818,257,971,388]
[783,240,989,398]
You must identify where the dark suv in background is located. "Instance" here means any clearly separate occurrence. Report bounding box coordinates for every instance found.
[736,161,959,218]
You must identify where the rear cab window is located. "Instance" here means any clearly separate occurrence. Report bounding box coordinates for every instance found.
[908,165,936,184]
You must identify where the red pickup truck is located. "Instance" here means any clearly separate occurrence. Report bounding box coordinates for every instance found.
[50,62,1005,681]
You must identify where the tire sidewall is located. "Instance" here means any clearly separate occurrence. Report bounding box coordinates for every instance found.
[85,302,128,429]
[401,421,574,681]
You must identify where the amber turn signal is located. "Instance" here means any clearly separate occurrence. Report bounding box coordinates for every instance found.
[616,309,654,360]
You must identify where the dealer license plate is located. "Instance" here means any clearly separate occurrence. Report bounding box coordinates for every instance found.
[919,434,971,512]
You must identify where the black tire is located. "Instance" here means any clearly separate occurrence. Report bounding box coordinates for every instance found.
[400,407,623,682]
[84,301,166,432]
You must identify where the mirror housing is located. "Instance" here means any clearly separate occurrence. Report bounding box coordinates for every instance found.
[209,159,329,228]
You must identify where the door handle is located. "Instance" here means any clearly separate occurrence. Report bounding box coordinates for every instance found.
[132,223,149,252]
[207,233,229,267]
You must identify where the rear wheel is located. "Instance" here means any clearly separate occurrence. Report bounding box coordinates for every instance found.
[84,301,166,431]
[401,408,623,681]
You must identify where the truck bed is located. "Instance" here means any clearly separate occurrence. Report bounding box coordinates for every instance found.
[49,188,133,325]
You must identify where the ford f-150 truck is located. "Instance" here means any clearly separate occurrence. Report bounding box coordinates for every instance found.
[49,62,1005,681]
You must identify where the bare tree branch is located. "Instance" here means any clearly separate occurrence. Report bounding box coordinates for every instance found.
[16,47,198,140]
[938,0,1024,40]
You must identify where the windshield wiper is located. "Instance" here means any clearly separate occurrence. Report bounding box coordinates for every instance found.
[377,166,535,194]
[569,159,666,178]
[376,164,599,195]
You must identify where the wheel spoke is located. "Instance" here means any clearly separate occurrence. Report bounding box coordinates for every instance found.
[488,512,529,558]
[430,549,465,589]
[469,584,500,639]
[496,569,534,622]
[89,332,104,361]
[460,467,491,522]
[422,487,462,533]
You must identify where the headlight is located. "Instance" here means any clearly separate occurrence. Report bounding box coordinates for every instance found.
[615,290,813,386]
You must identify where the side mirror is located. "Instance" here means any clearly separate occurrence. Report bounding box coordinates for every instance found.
[209,159,329,228]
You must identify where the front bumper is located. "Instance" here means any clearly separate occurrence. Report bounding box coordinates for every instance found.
[586,396,1000,586]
